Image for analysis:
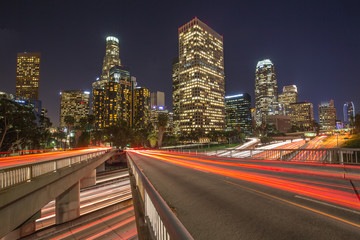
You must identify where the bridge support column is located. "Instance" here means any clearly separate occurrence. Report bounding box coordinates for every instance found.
[96,162,105,173]
[2,210,40,240]
[80,169,96,189]
[56,182,80,224]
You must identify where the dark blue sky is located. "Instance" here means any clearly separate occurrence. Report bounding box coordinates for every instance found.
[1,0,359,126]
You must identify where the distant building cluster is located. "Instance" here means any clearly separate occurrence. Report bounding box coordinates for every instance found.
[4,17,357,141]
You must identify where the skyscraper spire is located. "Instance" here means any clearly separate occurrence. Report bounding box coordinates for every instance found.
[100,36,121,81]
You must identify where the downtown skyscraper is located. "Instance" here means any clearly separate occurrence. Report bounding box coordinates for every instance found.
[343,101,355,127]
[60,90,90,127]
[174,17,225,134]
[254,59,279,125]
[319,100,337,130]
[15,52,41,100]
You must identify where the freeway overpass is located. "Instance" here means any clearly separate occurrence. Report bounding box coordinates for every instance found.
[1,147,360,239]
[128,149,360,240]
[0,147,114,239]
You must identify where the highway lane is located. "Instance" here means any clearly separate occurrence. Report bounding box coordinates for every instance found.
[0,147,111,168]
[24,203,137,240]
[129,150,360,240]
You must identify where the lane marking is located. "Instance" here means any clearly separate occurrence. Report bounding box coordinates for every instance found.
[294,195,360,215]
[223,180,360,229]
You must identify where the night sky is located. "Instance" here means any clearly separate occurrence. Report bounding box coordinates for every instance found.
[1,0,359,126]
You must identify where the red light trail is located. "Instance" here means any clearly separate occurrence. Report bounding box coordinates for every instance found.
[130,150,360,211]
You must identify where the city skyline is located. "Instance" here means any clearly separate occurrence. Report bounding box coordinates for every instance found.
[1,1,360,126]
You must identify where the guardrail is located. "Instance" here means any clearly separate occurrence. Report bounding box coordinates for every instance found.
[167,148,360,165]
[0,149,110,189]
[127,153,194,240]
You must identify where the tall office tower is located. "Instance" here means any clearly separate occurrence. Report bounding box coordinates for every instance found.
[100,37,121,81]
[109,66,132,124]
[278,85,298,115]
[177,17,225,134]
[60,90,90,127]
[319,100,336,130]
[133,86,151,129]
[16,52,41,100]
[225,93,252,135]
[288,102,314,131]
[254,59,278,125]
[151,91,165,108]
[172,57,180,133]
[343,101,355,127]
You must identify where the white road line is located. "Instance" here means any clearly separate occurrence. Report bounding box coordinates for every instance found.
[294,195,360,215]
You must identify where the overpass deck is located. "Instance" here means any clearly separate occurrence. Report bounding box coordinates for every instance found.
[128,150,360,240]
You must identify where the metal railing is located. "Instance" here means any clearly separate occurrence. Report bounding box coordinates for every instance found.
[127,153,194,240]
[0,149,110,189]
[166,148,360,165]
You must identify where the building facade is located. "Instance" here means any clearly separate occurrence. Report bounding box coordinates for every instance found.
[176,17,225,134]
[172,57,180,134]
[225,93,252,135]
[278,85,298,115]
[60,90,90,127]
[288,102,314,131]
[16,52,41,100]
[319,100,336,130]
[343,101,355,127]
[133,86,151,129]
[151,91,165,108]
[254,59,279,125]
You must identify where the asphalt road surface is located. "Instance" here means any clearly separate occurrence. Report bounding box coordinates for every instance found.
[128,150,360,240]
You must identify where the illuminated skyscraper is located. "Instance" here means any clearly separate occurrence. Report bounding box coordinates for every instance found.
[343,101,355,127]
[225,93,252,135]
[278,85,298,115]
[254,59,278,125]
[16,52,41,100]
[319,100,336,130]
[101,37,121,82]
[177,17,225,134]
[288,102,314,131]
[60,90,90,126]
[92,37,136,129]
[133,86,151,129]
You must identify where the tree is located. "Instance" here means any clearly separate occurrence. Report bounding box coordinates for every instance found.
[74,117,88,147]
[157,113,168,148]
[147,131,158,148]
[64,115,75,149]
[104,120,132,148]
[0,99,38,152]
[354,113,360,134]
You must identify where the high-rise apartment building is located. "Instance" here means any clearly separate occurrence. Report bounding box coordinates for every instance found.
[225,93,252,135]
[319,100,336,130]
[133,86,150,129]
[288,102,314,131]
[176,17,225,134]
[60,90,90,127]
[151,91,165,108]
[278,85,298,115]
[16,52,41,100]
[343,101,355,127]
[254,59,278,125]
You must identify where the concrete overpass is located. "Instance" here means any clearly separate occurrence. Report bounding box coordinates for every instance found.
[0,148,115,239]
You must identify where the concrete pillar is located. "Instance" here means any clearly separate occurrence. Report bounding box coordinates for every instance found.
[96,162,105,173]
[2,211,40,240]
[56,182,80,224]
[80,169,96,189]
